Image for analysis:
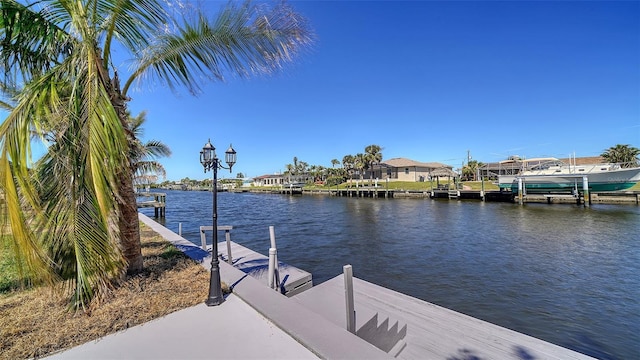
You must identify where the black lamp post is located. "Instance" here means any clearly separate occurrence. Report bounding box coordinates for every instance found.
[200,139,236,306]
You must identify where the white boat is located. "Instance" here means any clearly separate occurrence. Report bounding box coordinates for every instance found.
[498,158,640,193]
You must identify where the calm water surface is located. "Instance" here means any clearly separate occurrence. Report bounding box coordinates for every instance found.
[140,190,639,359]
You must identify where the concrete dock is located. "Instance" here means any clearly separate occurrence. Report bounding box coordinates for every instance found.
[46,214,596,359]
[293,275,594,359]
[216,239,313,296]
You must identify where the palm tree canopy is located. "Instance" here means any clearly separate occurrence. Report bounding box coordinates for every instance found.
[601,144,640,167]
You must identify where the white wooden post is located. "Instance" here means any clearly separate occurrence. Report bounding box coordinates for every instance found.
[178,222,182,236]
[583,176,590,207]
[268,248,277,289]
[518,177,524,205]
[225,229,233,264]
[344,264,356,333]
[269,226,280,289]
[200,228,207,251]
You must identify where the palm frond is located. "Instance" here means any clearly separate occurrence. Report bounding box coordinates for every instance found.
[99,0,168,66]
[124,0,313,95]
[135,160,166,179]
[0,0,74,86]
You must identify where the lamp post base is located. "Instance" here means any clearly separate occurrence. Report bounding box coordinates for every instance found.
[205,265,225,306]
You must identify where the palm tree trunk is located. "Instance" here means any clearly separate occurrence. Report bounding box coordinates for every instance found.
[110,71,143,275]
[117,166,143,274]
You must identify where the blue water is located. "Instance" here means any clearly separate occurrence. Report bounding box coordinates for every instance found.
[140,190,640,359]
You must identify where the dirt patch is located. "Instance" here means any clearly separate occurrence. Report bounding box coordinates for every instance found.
[0,222,214,359]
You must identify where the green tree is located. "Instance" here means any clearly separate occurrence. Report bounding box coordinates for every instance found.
[342,154,355,187]
[128,111,172,188]
[601,144,640,167]
[0,0,311,307]
[364,144,383,185]
[354,153,366,182]
[462,160,483,181]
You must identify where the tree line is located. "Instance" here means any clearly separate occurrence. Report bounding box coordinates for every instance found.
[282,144,383,186]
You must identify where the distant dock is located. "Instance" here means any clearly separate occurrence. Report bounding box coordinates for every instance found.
[136,192,166,217]
[291,188,639,204]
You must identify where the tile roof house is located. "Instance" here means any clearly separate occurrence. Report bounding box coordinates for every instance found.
[365,158,457,182]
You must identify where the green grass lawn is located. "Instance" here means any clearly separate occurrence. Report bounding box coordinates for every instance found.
[0,235,21,293]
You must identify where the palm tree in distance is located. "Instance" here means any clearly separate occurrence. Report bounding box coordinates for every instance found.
[462,160,483,181]
[364,144,383,185]
[601,144,640,168]
[0,0,312,307]
[354,153,366,183]
[342,154,355,187]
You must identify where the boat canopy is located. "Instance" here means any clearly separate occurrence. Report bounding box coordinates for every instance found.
[498,157,559,165]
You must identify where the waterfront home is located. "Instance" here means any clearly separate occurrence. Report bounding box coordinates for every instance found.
[365,158,456,182]
[252,173,287,187]
[252,173,315,187]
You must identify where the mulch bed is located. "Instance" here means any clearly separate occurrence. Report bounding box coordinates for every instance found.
[0,223,211,359]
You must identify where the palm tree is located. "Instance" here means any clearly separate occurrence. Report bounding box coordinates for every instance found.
[354,153,366,183]
[342,154,355,187]
[462,160,483,181]
[601,144,640,168]
[364,144,383,185]
[128,111,171,188]
[0,0,312,307]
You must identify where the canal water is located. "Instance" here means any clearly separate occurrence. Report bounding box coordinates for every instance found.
[140,190,639,359]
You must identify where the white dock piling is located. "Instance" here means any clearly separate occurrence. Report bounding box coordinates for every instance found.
[178,223,182,236]
[268,248,277,290]
[583,176,590,207]
[517,177,523,205]
[343,264,356,334]
[269,226,280,289]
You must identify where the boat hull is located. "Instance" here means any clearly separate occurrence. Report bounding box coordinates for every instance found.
[498,167,640,193]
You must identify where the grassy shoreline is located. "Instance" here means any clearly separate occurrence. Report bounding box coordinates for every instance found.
[0,222,210,360]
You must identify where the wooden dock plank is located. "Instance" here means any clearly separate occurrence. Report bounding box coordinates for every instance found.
[293,275,594,359]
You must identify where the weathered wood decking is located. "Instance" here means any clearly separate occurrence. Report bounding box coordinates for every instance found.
[293,275,594,359]
[136,192,166,217]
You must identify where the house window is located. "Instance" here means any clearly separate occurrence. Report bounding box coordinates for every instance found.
[405,168,409,174]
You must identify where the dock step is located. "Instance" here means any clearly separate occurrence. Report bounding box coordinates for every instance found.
[216,241,313,297]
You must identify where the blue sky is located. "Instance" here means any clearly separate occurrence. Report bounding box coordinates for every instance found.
[125,0,638,181]
[23,0,640,182]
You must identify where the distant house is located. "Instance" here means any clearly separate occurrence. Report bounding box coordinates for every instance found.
[365,157,457,182]
[252,174,286,187]
[252,173,314,187]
